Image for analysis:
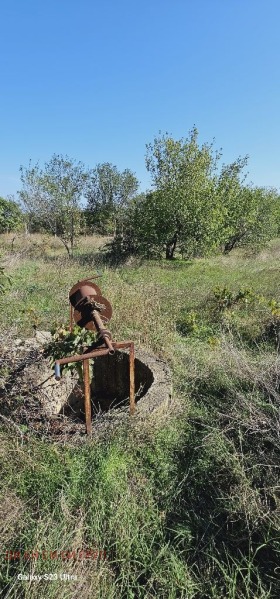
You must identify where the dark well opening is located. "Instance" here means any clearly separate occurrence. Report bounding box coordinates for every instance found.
[59,350,154,421]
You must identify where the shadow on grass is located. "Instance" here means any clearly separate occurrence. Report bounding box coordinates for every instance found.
[40,247,131,268]
[163,414,279,597]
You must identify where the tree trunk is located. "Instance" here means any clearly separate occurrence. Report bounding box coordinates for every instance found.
[166,231,178,259]
[224,238,237,254]
[223,231,246,254]
[70,213,74,256]
[58,236,71,257]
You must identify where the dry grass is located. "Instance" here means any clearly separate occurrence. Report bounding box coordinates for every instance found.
[0,492,26,547]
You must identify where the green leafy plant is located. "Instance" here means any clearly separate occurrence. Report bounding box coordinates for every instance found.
[213,285,260,312]
[211,286,280,348]
[44,325,96,380]
[213,286,235,310]
[176,310,214,340]
[19,306,41,329]
[264,298,280,348]
[176,310,199,335]
[0,265,11,295]
[0,196,23,233]
[178,287,280,348]
[268,298,280,317]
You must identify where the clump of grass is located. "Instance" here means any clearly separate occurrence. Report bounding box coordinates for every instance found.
[172,334,280,596]
[0,421,198,599]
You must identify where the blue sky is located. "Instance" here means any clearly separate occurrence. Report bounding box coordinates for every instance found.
[1,0,279,198]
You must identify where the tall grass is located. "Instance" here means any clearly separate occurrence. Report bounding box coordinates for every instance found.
[0,234,279,598]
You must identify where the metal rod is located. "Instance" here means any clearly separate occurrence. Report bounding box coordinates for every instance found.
[69,303,74,332]
[129,342,136,415]
[112,341,132,349]
[55,343,133,370]
[92,310,115,354]
[55,362,61,380]
[56,347,110,368]
[83,359,92,435]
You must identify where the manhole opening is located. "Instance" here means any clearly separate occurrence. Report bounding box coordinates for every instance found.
[59,351,154,422]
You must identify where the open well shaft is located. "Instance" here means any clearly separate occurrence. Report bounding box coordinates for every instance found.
[55,341,136,434]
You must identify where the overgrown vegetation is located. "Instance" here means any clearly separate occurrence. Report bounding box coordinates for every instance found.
[116,128,279,260]
[7,127,279,261]
[0,196,23,233]
[0,233,279,598]
[19,155,88,257]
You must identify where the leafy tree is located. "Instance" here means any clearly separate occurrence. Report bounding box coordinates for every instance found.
[123,128,222,259]
[118,129,278,261]
[217,158,278,252]
[273,192,280,236]
[108,192,158,259]
[19,154,88,256]
[85,163,139,235]
[0,196,23,233]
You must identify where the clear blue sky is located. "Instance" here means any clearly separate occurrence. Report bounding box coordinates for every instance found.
[1,0,279,198]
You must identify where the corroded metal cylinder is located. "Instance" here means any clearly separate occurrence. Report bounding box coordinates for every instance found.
[69,280,101,307]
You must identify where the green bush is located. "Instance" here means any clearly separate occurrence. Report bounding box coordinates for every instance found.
[44,325,96,380]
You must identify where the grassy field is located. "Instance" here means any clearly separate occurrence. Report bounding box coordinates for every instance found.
[0,233,279,598]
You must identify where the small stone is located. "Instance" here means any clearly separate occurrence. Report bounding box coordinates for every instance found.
[24,339,40,348]
[35,331,52,345]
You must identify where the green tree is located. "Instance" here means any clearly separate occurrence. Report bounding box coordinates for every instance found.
[19,155,88,256]
[0,196,23,233]
[217,158,278,252]
[274,191,280,236]
[85,163,139,235]
[124,128,222,259]
[119,130,278,261]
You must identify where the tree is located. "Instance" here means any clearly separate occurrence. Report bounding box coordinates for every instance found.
[119,129,278,261]
[216,158,278,253]
[273,191,280,236]
[19,154,88,256]
[130,127,222,259]
[111,192,162,258]
[0,196,23,233]
[85,163,139,235]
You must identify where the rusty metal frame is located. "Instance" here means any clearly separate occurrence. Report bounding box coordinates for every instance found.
[55,341,135,435]
[55,277,135,436]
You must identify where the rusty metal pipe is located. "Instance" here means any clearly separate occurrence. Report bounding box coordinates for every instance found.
[69,303,74,333]
[83,359,92,435]
[129,342,135,415]
[55,347,110,371]
[55,362,61,380]
[112,341,132,349]
[92,310,115,354]
[54,342,134,373]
